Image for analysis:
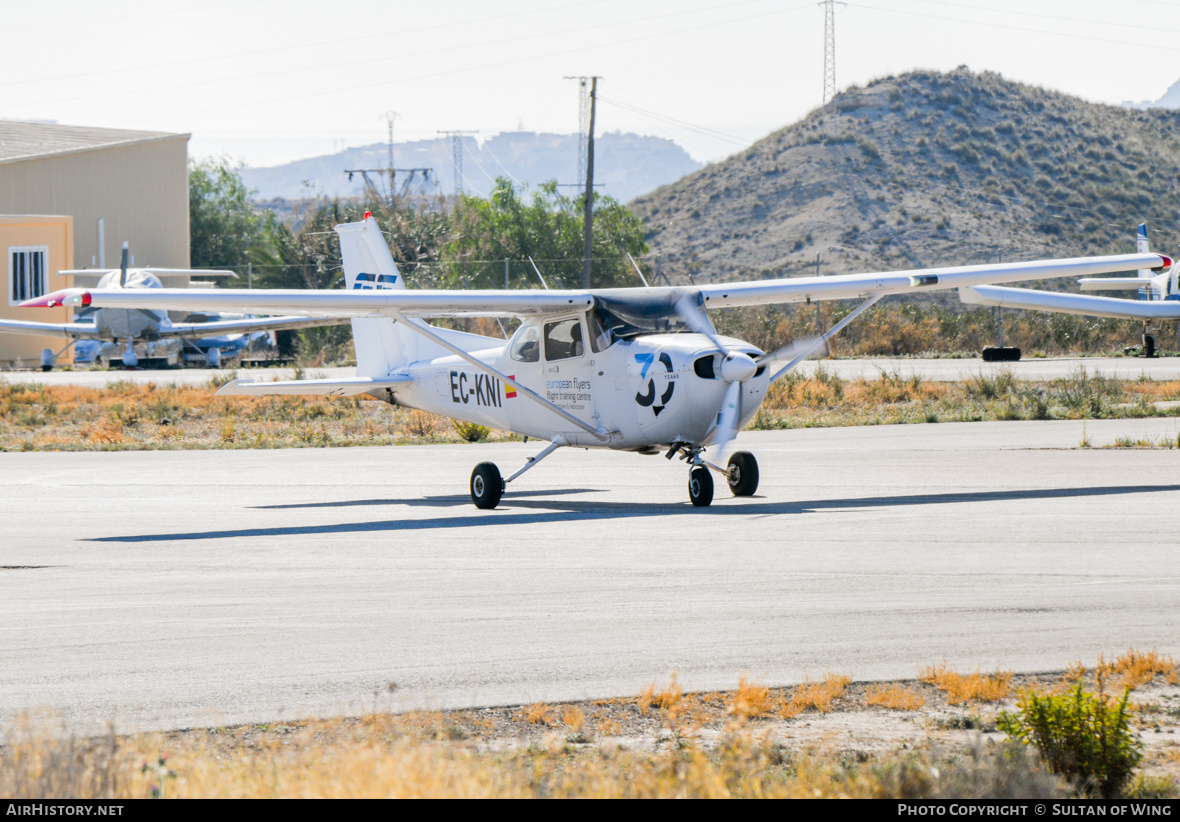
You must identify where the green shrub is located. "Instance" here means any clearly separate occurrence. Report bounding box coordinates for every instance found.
[997,681,1142,798]
[453,420,490,442]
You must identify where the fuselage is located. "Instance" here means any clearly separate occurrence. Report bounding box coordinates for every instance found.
[387,314,772,450]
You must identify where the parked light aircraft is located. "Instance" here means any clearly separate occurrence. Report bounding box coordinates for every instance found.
[24,215,1171,507]
[3,242,349,368]
[961,224,1180,356]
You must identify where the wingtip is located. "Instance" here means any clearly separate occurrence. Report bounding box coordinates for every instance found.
[20,289,91,308]
[1156,255,1174,271]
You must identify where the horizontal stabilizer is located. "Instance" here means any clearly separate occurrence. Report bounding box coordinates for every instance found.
[0,319,99,339]
[1079,277,1150,291]
[215,376,411,398]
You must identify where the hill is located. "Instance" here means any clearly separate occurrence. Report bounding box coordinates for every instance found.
[631,69,1180,296]
[241,131,701,205]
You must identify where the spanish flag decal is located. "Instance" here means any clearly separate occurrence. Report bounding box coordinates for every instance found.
[505,376,517,399]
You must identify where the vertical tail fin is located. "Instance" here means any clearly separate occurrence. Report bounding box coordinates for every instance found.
[1135,224,1157,301]
[335,213,496,376]
[335,214,405,377]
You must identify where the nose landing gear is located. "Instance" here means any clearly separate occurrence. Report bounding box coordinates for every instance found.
[682,448,760,507]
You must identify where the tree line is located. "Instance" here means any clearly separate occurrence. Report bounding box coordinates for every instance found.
[189,158,649,293]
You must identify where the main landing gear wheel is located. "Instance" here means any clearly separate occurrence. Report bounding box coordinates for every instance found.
[689,465,714,507]
[727,451,759,497]
[470,462,504,510]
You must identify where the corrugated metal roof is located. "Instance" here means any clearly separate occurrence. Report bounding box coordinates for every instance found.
[0,121,188,165]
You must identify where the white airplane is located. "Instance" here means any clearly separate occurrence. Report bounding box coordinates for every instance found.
[3,242,349,369]
[961,224,1180,356]
[23,214,1170,508]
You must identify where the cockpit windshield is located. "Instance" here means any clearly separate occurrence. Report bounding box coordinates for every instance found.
[590,291,709,349]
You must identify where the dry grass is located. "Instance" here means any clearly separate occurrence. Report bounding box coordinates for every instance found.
[0,380,521,452]
[919,662,1012,705]
[5,370,1180,452]
[7,654,1180,799]
[517,702,557,727]
[780,673,852,717]
[561,706,585,733]
[727,675,774,720]
[1095,648,1179,691]
[637,673,684,719]
[865,684,926,711]
[0,714,1069,800]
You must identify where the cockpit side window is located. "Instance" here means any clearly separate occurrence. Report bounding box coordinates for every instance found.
[587,308,613,353]
[543,318,584,361]
[509,324,541,362]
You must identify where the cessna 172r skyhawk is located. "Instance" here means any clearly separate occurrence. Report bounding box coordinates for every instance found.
[961,224,1180,356]
[23,214,1172,508]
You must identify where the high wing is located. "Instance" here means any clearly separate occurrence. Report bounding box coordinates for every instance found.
[22,252,1171,319]
[0,314,351,341]
[692,254,1171,308]
[156,314,352,339]
[0,319,100,339]
[23,287,596,318]
[960,284,1180,320]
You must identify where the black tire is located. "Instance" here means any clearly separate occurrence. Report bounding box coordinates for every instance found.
[470,462,504,510]
[1144,335,1157,358]
[727,451,759,497]
[689,466,714,507]
[982,346,1021,362]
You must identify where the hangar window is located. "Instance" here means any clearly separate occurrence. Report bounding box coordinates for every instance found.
[9,246,48,306]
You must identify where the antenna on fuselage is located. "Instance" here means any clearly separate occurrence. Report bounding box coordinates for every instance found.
[627,253,651,287]
[527,257,550,290]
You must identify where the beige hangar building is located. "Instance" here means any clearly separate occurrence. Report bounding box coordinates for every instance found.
[0,121,190,367]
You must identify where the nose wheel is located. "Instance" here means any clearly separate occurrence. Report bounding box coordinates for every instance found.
[686,450,759,507]
[688,466,714,507]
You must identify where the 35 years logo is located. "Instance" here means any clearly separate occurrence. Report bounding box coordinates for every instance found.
[634,352,676,416]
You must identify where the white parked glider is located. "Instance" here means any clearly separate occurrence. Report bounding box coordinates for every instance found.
[961,224,1180,356]
[5,242,350,368]
[23,215,1171,507]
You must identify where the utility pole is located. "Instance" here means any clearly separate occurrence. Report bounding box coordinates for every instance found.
[565,76,600,289]
[382,111,399,193]
[438,130,478,196]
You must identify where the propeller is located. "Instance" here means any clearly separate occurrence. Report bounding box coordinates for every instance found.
[118,242,130,288]
[673,293,825,454]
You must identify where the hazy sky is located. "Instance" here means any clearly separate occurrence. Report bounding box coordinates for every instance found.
[4,0,1180,168]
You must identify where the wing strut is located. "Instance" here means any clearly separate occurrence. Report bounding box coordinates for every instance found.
[768,295,883,383]
[387,310,610,442]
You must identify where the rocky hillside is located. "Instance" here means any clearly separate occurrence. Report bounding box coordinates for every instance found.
[632,69,1180,296]
[242,131,700,205]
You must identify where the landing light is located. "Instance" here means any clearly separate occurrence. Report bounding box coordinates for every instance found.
[20,290,90,308]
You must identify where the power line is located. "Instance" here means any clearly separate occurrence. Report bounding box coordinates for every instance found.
[112,3,813,125]
[846,1,1180,54]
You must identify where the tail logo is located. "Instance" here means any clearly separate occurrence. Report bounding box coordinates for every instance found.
[353,272,399,290]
